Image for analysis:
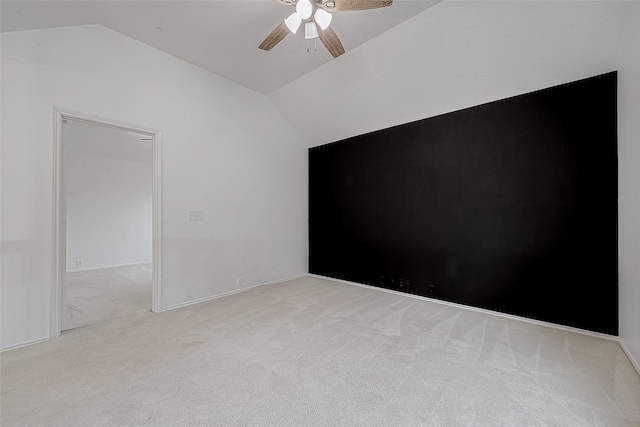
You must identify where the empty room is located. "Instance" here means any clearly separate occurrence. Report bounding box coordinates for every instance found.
[1,1,639,426]
[64,119,154,331]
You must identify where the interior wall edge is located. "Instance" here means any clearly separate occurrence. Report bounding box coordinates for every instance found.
[619,338,640,376]
[66,261,151,274]
[0,337,50,353]
[308,274,620,342]
[617,0,640,377]
[163,273,308,311]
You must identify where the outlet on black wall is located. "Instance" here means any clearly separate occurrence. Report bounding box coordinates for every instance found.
[309,72,618,335]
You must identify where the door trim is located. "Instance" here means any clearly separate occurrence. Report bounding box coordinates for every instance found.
[51,108,163,338]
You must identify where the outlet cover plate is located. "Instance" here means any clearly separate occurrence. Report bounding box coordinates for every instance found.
[188,211,203,221]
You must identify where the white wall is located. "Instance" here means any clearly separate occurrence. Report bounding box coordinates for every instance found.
[2,2,634,352]
[65,120,152,271]
[618,2,640,371]
[0,25,308,350]
[269,1,627,147]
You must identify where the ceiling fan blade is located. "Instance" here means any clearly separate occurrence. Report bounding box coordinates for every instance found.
[317,25,345,58]
[322,0,392,12]
[259,22,289,51]
[272,0,294,4]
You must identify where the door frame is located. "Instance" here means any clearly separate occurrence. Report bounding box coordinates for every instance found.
[51,108,163,338]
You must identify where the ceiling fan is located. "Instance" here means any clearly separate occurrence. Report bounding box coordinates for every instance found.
[259,0,393,58]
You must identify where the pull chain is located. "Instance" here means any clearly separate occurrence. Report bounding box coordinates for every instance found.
[306,36,317,53]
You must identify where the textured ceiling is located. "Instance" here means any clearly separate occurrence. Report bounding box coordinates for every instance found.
[1,0,439,94]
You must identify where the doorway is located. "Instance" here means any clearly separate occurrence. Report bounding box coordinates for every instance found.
[52,110,162,336]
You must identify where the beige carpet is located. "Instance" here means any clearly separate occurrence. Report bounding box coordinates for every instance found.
[2,276,639,426]
[63,264,152,330]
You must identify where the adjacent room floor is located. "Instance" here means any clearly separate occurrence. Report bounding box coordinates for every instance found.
[64,264,152,330]
[2,276,639,426]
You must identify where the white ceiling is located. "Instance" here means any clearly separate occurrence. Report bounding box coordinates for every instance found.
[0,0,439,94]
[1,1,627,147]
[268,1,626,146]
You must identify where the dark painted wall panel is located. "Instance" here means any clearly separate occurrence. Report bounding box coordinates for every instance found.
[309,72,617,335]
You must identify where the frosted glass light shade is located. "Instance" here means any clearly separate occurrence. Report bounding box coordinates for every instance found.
[305,21,318,39]
[296,0,312,20]
[314,9,332,30]
[284,12,302,34]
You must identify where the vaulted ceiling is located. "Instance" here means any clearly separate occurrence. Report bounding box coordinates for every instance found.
[1,1,629,147]
[1,0,439,94]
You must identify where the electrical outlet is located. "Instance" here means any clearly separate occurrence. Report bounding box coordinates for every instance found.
[236,277,243,287]
[399,279,411,289]
[188,210,203,221]
[75,260,83,268]
[428,284,435,294]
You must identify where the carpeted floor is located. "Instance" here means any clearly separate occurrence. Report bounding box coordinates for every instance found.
[63,264,152,330]
[2,276,639,426]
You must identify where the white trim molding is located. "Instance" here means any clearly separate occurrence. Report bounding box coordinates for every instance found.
[52,108,163,339]
[308,274,619,341]
[1,337,50,353]
[619,339,640,375]
[51,109,65,339]
[66,261,152,273]
[164,274,308,311]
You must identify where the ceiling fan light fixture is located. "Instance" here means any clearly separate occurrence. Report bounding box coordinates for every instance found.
[261,0,392,57]
[305,21,318,39]
[296,0,313,20]
[314,9,332,30]
[284,12,302,33]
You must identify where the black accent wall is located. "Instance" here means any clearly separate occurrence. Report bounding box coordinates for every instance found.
[309,72,618,335]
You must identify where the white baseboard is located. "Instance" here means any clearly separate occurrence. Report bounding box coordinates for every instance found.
[67,261,152,273]
[1,337,50,353]
[163,273,308,311]
[308,274,618,342]
[619,339,640,375]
